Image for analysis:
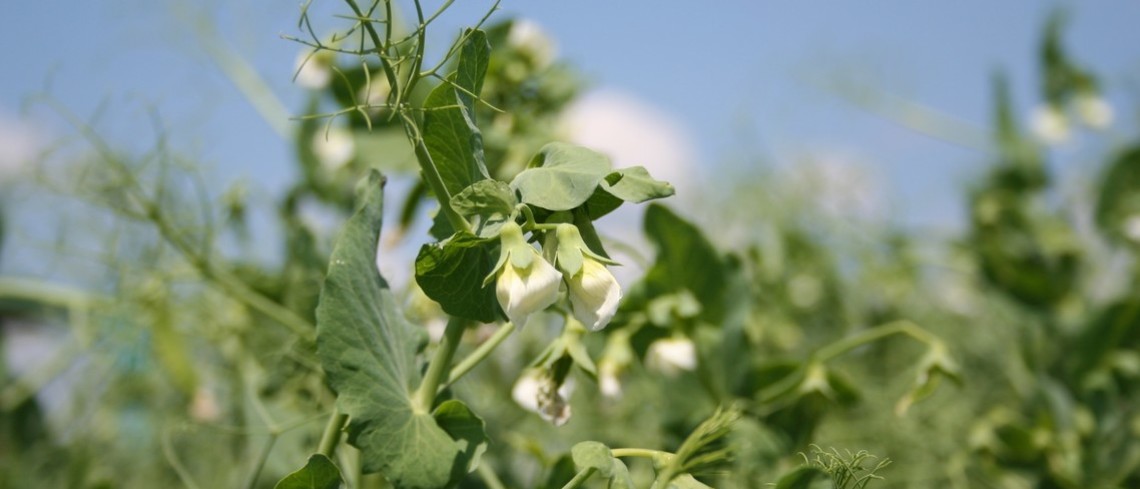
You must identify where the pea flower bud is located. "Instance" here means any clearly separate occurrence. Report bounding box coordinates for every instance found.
[487,222,561,326]
[550,224,622,331]
[646,337,697,376]
[1031,104,1070,145]
[1073,92,1113,129]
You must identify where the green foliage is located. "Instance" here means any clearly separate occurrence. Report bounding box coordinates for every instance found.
[315,172,481,488]
[6,2,1140,489]
[274,454,344,489]
[512,142,614,211]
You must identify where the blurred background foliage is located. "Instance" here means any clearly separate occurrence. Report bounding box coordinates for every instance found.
[1,3,1140,489]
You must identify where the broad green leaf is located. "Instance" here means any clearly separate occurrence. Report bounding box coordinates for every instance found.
[571,441,614,478]
[511,143,612,211]
[585,166,675,219]
[415,232,500,323]
[642,204,727,323]
[315,171,466,489]
[603,166,674,203]
[450,180,517,238]
[274,454,343,489]
[433,400,490,480]
[423,29,491,197]
[773,466,835,489]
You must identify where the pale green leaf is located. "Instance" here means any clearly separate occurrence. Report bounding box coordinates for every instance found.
[512,143,612,211]
[571,441,614,478]
[450,180,517,238]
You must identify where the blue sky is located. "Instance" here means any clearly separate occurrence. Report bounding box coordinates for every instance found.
[3,1,1138,232]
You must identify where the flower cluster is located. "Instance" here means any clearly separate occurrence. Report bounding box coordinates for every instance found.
[487,222,621,330]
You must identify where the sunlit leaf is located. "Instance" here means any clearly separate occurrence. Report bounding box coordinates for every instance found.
[316,171,470,488]
[274,454,343,489]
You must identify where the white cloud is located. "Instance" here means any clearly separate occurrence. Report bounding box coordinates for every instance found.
[560,88,699,196]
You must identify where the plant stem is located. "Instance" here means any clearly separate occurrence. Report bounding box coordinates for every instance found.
[443,321,516,389]
[611,448,673,460]
[560,468,596,489]
[414,317,467,411]
[317,408,349,458]
[476,463,507,489]
[812,320,936,363]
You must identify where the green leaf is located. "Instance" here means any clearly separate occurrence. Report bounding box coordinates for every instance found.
[415,233,501,323]
[584,166,675,219]
[315,171,467,489]
[1095,146,1140,246]
[433,400,490,480]
[668,474,715,489]
[423,29,492,197]
[774,467,835,489]
[274,454,344,489]
[642,204,727,323]
[450,180,517,238]
[571,441,614,478]
[511,143,613,211]
[608,459,633,489]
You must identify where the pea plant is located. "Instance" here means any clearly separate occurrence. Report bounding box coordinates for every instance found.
[272,2,957,488]
[6,2,1138,489]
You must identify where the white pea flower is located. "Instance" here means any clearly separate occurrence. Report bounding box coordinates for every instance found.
[1074,92,1113,129]
[1031,104,1070,145]
[508,18,557,68]
[646,337,697,376]
[598,360,623,399]
[188,387,221,422]
[312,126,355,170]
[488,222,562,326]
[512,369,574,426]
[550,224,622,331]
[294,50,332,90]
[1122,215,1140,243]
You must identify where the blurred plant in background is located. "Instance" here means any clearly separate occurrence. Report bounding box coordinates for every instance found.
[0,2,1137,489]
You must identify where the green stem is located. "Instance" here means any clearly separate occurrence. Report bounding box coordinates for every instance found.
[243,435,278,489]
[476,463,507,489]
[443,321,516,390]
[414,317,466,411]
[317,408,349,458]
[812,320,936,363]
[560,468,596,489]
[611,448,673,460]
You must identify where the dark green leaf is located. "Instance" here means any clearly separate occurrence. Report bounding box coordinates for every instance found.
[642,204,727,323]
[316,171,466,488]
[415,233,501,323]
[512,143,613,211]
[274,454,343,489]
[1095,146,1140,247]
[423,30,492,197]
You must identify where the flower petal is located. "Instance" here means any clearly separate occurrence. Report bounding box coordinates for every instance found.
[568,259,622,331]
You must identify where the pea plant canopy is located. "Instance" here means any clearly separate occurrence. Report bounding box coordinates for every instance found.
[4,1,1140,489]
